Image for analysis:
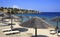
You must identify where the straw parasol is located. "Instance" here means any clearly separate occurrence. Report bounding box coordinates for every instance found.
[0,13,4,22]
[19,16,25,23]
[42,18,46,20]
[3,14,16,31]
[20,16,53,37]
[51,16,60,30]
[3,14,20,21]
[3,15,13,23]
[20,16,53,28]
[26,16,32,20]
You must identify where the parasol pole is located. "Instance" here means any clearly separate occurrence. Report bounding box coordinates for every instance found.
[35,11,38,37]
[56,16,59,34]
[35,26,37,37]
[2,14,4,23]
[10,9,13,31]
[55,16,59,31]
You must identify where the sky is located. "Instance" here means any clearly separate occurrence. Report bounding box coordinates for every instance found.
[0,0,60,12]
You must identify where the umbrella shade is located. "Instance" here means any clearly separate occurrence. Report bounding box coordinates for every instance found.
[20,17,53,29]
[20,16,53,37]
[0,14,4,16]
[3,16,11,19]
[19,16,24,22]
[51,16,60,30]
[51,16,60,22]
[19,16,24,18]
[25,16,32,20]
[3,14,14,31]
[42,18,46,20]
[3,15,19,19]
[0,13,4,22]
[0,12,4,16]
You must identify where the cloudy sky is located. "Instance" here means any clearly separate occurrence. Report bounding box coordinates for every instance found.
[0,0,60,12]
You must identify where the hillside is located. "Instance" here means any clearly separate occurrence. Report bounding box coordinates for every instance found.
[0,7,40,14]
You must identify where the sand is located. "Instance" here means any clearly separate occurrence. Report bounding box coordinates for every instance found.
[0,19,59,37]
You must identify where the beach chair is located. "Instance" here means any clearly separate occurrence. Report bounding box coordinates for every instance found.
[2,28,11,32]
[4,30,20,35]
[50,30,56,35]
[14,20,21,22]
[57,30,60,36]
[8,23,15,25]
[0,23,8,26]
[3,20,9,22]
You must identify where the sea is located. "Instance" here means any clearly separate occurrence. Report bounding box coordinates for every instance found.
[16,12,60,27]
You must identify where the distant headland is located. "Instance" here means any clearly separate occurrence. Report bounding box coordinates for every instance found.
[0,7,40,14]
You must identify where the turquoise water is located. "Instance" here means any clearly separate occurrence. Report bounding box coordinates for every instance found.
[15,12,60,27]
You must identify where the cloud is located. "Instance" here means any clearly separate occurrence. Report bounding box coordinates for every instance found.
[12,5,19,8]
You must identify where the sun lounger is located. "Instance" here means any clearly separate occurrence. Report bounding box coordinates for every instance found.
[57,30,60,36]
[14,20,21,22]
[2,28,11,32]
[57,33,60,36]
[3,19,10,22]
[4,30,20,35]
[0,23,8,26]
[50,30,56,34]
[8,23,15,25]
[3,20,9,22]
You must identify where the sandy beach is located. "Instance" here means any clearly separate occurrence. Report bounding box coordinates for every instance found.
[0,14,59,37]
[0,20,58,37]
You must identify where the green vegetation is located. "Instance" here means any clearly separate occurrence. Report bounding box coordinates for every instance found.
[0,7,40,14]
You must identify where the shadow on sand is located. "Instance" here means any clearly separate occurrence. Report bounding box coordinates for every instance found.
[13,28,28,32]
[31,35,49,37]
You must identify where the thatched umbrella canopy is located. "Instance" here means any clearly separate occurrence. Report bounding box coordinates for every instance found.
[3,15,16,22]
[25,16,32,20]
[3,14,18,31]
[0,13,4,22]
[42,18,46,20]
[3,15,19,19]
[3,15,20,22]
[51,16,60,22]
[19,16,25,23]
[20,16,53,37]
[20,17,53,28]
[51,16,60,30]
[3,16,11,19]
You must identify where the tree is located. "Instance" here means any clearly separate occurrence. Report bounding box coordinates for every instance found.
[0,7,4,11]
[4,7,8,9]
[12,8,19,14]
[7,9,11,14]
